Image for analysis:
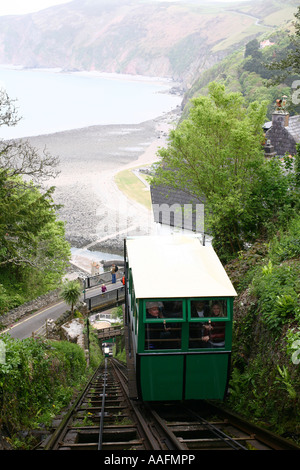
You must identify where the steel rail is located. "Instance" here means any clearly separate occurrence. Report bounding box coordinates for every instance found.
[145,406,188,450]
[98,358,107,450]
[183,406,248,450]
[110,359,164,450]
[42,365,102,450]
[207,402,300,451]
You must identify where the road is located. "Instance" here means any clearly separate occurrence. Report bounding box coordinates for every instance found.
[1,280,123,340]
[2,301,68,340]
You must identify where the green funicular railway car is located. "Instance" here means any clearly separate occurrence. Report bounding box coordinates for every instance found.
[125,235,237,401]
[102,341,113,357]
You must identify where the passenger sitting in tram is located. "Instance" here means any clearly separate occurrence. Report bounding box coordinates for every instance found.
[145,302,178,350]
[146,302,163,319]
[189,300,226,348]
[191,300,210,318]
[202,302,225,347]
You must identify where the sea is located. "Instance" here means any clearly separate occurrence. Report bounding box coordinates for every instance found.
[0,65,182,140]
[0,65,185,267]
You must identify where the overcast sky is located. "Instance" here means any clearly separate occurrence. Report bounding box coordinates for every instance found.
[0,1,72,16]
[0,0,250,16]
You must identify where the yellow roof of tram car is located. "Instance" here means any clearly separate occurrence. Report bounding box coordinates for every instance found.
[126,235,237,299]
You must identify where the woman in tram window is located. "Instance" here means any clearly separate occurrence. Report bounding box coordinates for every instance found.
[145,302,167,349]
[202,301,226,347]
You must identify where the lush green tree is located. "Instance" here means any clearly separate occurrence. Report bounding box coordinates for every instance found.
[0,173,70,304]
[266,6,300,83]
[0,89,70,311]
[0,176,57,267]
[152,83,299,261]
[60,280,82,314]
[244,39,260,59]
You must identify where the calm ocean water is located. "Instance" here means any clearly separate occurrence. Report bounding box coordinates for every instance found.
[0,66,181,139]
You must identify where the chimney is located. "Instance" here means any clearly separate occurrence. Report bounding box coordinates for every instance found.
[272,112,289,127]
[272,96,289,127]
[264,139,276,158]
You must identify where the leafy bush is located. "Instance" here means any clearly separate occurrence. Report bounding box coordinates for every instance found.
[269,216,300,263]
[252,262,300,333]
[286,328,300,364]
[250,216,300,334]
[0,335,89,443]
[229,214,300,437]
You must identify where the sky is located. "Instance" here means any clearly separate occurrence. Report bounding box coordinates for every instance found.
[0,0,72,16]
[0,0,251,16]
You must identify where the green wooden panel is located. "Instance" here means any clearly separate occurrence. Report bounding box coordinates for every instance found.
[185,354,229,400]
[140,355,184,401]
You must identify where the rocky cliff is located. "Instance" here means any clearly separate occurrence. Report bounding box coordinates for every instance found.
[0,0,296,84]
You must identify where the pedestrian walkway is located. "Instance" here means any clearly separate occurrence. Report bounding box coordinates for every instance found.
[84,282,125,312]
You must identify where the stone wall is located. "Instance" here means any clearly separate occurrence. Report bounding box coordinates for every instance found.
[266,112,297,156]
[0,288,62,328]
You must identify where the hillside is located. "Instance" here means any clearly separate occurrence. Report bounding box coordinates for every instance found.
[224,212,300,438]
[0,0,297,84]
[182,21,300,120]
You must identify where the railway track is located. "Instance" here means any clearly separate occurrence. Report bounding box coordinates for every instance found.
[145,401,300,450]
[40,359,300,451]
[41,358,156,450]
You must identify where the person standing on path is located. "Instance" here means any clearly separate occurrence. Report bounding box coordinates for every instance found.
[111,264,117,284]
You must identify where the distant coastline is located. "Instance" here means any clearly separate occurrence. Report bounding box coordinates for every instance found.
[0,66,182,140]
[0,65,183,273]
[0,63,179,84]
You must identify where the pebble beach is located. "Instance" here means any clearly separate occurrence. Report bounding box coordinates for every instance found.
[27,108,181,273]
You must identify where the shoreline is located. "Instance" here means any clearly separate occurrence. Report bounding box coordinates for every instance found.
[1,66,183,140]
[0,63,178,84]
[27,108,181,275]
[2,65,183,274]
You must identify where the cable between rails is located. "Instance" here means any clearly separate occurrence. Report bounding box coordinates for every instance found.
[98,357,107,451]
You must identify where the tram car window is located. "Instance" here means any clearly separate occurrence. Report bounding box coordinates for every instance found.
[189,299,227,348]
[144,300,183,350]
[125,235,237,402]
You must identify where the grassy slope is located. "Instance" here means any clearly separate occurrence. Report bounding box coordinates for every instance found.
[114,167,152,210]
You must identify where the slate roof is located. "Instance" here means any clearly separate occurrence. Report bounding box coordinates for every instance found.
[287,115,300,143]
[150,183,205,232]
[265,113,300,156]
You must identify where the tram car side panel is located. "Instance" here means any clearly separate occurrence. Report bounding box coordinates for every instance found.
[138,354,185,401]
[126,266,138,371]
[135,298,234,401]
[185,353,231,400]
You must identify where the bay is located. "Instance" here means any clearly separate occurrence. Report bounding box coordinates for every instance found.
[0,66,185,268]
[0,66,182,139]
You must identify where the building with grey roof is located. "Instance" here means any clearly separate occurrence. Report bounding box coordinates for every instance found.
[265,111,300,157]
[151,102,300,232]
[150,182,205,232]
